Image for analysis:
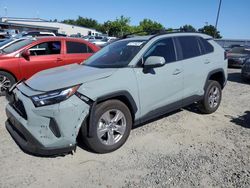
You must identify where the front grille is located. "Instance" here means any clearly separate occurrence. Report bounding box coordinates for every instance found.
[12,99,27,120]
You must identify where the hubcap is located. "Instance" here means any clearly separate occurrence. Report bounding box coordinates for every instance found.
[97,109,126,146]
[0,75,11,93]
[208,86,220,108]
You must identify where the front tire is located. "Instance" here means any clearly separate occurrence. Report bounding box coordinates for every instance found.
[82,100,132,153]
[199,80,222,114]
[0,71,16,96]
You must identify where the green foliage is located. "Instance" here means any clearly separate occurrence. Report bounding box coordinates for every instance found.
[138,19,164,33]
[105,16,131,37]
[198,25,222,38]
[62,16,100,29]
[180,25,196,32]
[61,16,222,38]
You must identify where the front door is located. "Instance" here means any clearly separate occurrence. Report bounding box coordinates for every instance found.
[135,37,183,118]
[20,40,63,79]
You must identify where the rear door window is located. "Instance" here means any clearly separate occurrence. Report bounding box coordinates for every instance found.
[66,41,93,54]
[29,41,61,56]
[178,36,201,59]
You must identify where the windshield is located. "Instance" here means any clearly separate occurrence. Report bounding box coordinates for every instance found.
[84,40,146,68]
[2,39,34,54]
[0,38,14,48]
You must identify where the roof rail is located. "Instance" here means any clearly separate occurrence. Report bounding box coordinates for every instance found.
[120,28,202,40]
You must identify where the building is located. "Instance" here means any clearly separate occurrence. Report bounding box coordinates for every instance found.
[0,17,102,36]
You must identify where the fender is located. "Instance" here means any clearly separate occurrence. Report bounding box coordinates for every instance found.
[87,90,138,137]
[204,68,226,89]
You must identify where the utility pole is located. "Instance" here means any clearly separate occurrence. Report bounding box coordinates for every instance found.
[214,0,222,38]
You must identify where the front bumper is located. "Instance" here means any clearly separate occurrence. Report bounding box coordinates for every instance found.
[6,113,76,156]
[5,86,90,156]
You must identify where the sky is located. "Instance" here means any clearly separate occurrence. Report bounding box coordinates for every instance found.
[0,0,249,39]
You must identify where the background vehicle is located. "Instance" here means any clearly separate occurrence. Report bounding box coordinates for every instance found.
[241,58,250,81]
[0,37,99,94]
[0,29,8,39]
[21,31,56,37]
[5,32,227,156]
[83,36,104,41]
[227,46,250,67]
[0,38,28,51]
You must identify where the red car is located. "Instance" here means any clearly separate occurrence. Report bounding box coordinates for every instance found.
[0,37,99,95]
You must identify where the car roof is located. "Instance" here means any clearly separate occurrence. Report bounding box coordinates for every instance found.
[34,36,87,41]
[123,32,212,42]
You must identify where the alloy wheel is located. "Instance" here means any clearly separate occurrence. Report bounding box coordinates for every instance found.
[208,86,220,108]
[0,75,11,94]
[97,109,127,146]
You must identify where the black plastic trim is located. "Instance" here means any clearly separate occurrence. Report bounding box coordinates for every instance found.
[134,95,203,126]
[87,91,138,138]
[205,68,227,89]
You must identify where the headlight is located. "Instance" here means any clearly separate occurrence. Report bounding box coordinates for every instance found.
[31,85,80,107]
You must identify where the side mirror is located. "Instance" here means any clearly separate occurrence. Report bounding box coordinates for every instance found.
[21,49,30,60]
[144,56,166,68]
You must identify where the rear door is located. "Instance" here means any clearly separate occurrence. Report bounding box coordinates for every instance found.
[63,40,94,65]
[20,40,63,79]
[176,36,213,99]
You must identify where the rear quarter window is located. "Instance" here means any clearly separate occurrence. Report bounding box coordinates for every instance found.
[198,37,214,54]
[66,41,93,54]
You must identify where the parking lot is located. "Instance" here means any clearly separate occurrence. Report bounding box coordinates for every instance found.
[0,68,249,187]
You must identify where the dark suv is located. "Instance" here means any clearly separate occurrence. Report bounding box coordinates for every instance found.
[227,46,250,67]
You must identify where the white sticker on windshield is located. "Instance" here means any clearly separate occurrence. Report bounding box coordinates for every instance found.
[127,42,144,46]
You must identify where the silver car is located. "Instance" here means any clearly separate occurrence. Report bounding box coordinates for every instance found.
[5,32,227,156]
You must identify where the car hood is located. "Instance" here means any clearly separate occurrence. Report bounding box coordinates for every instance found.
[25,64,116,92]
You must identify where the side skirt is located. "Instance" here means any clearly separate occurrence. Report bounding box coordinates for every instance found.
[134,95,203,126]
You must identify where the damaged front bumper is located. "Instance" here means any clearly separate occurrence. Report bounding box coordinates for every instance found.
[5,84,90,156]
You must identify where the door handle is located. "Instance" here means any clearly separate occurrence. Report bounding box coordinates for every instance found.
[204,60,211,64]
[173,69,182,75]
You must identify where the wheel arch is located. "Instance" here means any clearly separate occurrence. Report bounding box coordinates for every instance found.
[205,69,226,89]
[86,91,138,138]
[0,69,17,82]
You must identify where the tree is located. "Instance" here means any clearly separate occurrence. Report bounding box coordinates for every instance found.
[62,19,76,25]
[62,17,100,30]
[198,25,222,38]
[138,19,164,33]
[75,16,99,29]
[99,16,131,37]
[180,24,196,32]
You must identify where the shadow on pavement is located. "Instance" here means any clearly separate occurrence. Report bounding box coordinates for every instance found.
[226,111,250,129]
[183,103,203,115]
[132,109,182,130]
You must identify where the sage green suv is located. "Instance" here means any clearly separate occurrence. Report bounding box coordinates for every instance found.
[5,32,227,156]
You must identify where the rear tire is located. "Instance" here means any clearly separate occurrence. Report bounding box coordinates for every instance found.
[82,100,132,153]
[0,71,16,96]
[199,80,222,114]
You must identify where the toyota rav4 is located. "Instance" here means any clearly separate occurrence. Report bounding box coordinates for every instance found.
[5,32,227,156]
